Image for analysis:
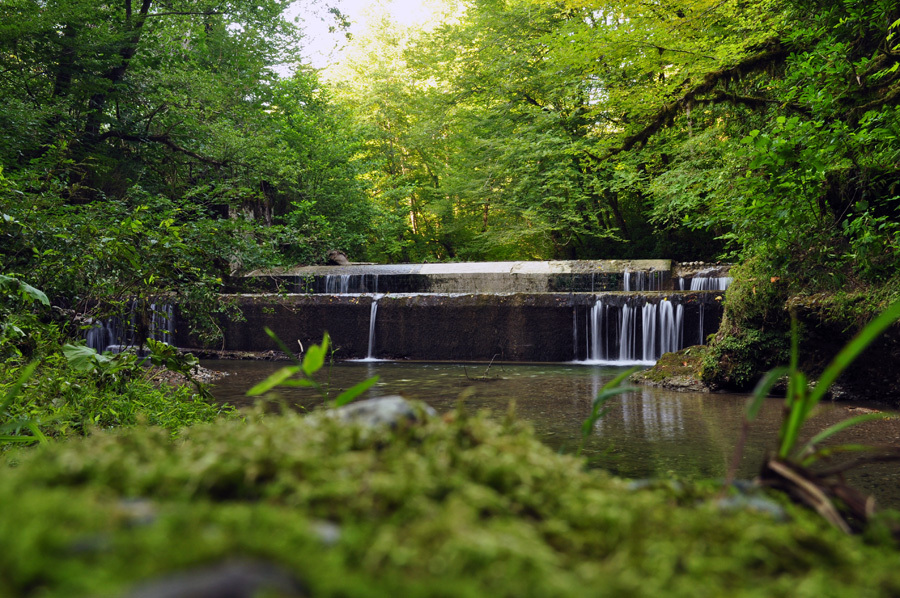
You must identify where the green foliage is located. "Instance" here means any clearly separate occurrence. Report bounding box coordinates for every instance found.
[733,301,900,533]
[0,0,377,326]
[0,354,232,446]
[701,326,791,390]
[247,329,379,407]
[744,302,900,463]
[0,276,230,446]
[0,362,48,446]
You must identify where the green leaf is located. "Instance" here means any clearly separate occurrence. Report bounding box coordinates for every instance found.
[747,366,789,421]
[800,443,892,467]
[62,344,103,372]
[333,375,380,407]
[246,365,301,396]
[302,333,330,377]
[0,361,39,413]
[18,281,49,306]
[0,275,49,306]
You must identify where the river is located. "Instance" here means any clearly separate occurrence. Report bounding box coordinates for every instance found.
[205,360,900,509]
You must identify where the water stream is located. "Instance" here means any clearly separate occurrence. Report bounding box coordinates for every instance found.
[206,360,900,509]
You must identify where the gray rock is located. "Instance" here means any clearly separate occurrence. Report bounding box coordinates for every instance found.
[328,396,436,429]
[127,559,306,598]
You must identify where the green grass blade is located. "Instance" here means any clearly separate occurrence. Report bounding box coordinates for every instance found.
[797,412,895,459]
[604,366,640,391]
[25,421,49,445]
[263,327,302,365]
[0,434,41,444]
[246,365,301,396]
[578,367,639,456]
[0,361,39,413]
[333,375,380,407]
[800,443,889,467]
[747,366,789,421]
[778,371,810,459]
[806,300,900,411]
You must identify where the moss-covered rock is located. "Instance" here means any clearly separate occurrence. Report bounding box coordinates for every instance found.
[2,408,900,597]
[699,256,900,402]
[632,346,710,392]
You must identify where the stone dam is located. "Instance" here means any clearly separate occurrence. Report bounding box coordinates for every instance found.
[91,260,731,363]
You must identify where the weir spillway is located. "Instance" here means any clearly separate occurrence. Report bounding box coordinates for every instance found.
[160,260,730,363]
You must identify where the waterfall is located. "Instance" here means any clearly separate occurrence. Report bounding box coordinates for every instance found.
[85,301,175,353]
[365,295,382,360]
[689,277,732,291]
[325,274,351,294]
[588,301,611,361]
[624,270,661,291]
[641,303,657,362]
[323,274,380,294]
[659,301,683,355]
[583,297,684,364]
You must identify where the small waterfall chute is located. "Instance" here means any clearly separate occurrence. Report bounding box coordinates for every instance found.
[84,301,175,354]
[357,294,384,362]
[689,277,732,291]
[581,295,687,365]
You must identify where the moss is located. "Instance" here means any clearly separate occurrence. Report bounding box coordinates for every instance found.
[632,346,709,390]
[701,257,900,395]
[2,409,900,597]
[700,258,792,391]
[701,324,791,390]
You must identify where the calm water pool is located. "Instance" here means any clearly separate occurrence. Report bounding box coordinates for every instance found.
[205,360,900,508]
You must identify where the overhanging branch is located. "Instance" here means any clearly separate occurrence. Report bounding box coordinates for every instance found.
[588,38,791,163]
[99,131,230,166]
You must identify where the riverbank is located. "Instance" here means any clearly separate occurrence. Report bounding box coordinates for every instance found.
[634,258,900,406]
[2,400,900,597]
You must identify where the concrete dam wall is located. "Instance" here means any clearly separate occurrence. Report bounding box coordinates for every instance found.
[89,261,730,363]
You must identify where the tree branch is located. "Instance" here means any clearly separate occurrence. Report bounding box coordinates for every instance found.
[99,130,230,166]
[587,38,791,163]
[146,11,225,18]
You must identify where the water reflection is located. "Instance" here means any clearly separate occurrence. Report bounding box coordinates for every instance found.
[205,360,900,508]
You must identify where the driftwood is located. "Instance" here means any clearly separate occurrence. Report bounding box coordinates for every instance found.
[464,354,504,382]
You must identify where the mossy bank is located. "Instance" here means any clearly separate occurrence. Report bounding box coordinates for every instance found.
[3,405,900,597]
[640,259,900,406]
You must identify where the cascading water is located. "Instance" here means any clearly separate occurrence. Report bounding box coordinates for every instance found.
[85,302,175,353]
[325,274,351,294]
[321,274,380,294]
[584,296,684,364]
[365,294,383,360]
[688,277,729,344]
[690,277,732,291]
[623,270,662,291]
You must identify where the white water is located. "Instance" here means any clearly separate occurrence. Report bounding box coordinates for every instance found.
[322,274,379,294]
[364,294,384,360]
[623,270,662,291]
[85,302,175,353]
[690,277,732,291]
[581,297,684,365]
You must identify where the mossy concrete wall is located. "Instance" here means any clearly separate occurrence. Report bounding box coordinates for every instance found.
[174,292,725,362]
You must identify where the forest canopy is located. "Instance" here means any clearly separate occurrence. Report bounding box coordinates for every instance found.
[0,0,898,306]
